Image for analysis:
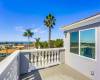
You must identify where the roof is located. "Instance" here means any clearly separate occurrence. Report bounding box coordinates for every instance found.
[61,13,100,31]
[13,45,24,48]
[0,49,16,54]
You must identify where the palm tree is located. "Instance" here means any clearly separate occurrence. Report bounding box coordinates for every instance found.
[5,45,9,56]
[44,13,56,48]
[23,29,34,49]
[34,38,40,49]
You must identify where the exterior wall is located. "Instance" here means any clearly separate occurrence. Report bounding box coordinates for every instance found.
[0,51,20,80]
[95,27,100,80]
[66,53,96,79]
[64,31,96,79]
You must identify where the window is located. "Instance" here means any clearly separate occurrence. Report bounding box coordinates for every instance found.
[80,29,95,59]
[70,32,79,54]
[70,28,96,59]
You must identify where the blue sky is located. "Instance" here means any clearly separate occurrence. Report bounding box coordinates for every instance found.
[0,0,100,42]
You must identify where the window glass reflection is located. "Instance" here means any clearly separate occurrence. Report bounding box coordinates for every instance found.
[80,29,95,59]
[70,32,79,54]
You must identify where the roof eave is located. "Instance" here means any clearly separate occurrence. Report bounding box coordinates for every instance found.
[61,13,100,31]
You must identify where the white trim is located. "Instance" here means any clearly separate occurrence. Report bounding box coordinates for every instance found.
[79,28,96,60]
[61,14,100,31]
[79,31,80,55]
[70,28,96,60]
[95,28,97,61]
[70,52,96,61]
[79,27,95,32]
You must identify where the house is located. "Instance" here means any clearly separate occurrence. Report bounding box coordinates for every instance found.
[61,13,100,80]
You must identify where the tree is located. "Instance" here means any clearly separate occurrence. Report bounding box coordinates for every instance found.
[50,40,55,48]
[40,41,48,48]
[34,38,40,49]
[23,29,34,49]
[44,13,56,48]
[55,39,63,48]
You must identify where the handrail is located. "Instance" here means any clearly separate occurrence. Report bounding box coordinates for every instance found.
[0,50,20,80]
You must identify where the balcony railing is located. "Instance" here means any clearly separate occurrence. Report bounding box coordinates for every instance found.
[0,48,65,80]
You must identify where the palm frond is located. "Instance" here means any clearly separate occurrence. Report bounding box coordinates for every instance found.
[23,29,34,38]
[44,13,56,28]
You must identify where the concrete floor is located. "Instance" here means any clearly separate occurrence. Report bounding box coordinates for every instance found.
[21,64,90,80]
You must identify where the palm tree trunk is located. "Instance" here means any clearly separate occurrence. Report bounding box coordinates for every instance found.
[28,37,30,49]
[6,48,8,57]
[48,27,51,48]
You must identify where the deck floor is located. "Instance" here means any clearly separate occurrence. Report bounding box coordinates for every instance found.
[20,64,90,80]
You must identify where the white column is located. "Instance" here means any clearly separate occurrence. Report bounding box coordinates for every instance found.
[51,51,54,64]
[95,27,100,80]
[41,51,44,67]
[31,53,33,63]
[32,54,35,65]
[54,50,56,63]
[42,51,45,67]
[38,52,41,68]
[48,51,50,66]
[45,51,48,67]
[64,32,70,64]
[34,53,37,67]
[56,50,59,63]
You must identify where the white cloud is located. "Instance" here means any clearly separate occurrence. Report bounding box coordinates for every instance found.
[33,28,46,34]
[32,28,40,33]
[15,26,25,32]
[40,30,46,34]
[15,25,46,34]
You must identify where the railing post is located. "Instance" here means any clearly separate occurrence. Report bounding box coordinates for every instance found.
[59,49,65,64]
[41,51,44,67]
[45,50,48,67]
[51,50,53,64]
[34,52,37,67]
[48,50,50,66]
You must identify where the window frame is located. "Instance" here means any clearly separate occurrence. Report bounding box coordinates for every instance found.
[70,28,97,60]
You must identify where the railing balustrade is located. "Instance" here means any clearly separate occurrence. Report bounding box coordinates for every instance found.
[0,48,65,79]
[20,48,65,71]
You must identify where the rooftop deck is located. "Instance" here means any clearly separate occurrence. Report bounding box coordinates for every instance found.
[21,64,90,80]
[0,48,93,80]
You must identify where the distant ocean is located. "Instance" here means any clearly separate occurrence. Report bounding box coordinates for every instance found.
[0,41,33,45]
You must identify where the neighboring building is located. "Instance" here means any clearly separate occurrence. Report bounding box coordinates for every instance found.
[13,45,25,50]
[0,49,16,57]
[0,44,14,50]
[62,13,100,80]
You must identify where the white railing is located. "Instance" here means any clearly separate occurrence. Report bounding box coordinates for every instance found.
[20,48,65,74]
[0,48,65,79]
[0,50,20,80]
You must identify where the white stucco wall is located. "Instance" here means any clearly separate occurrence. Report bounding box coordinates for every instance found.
[66,52,96,79]
[0,51,20,80]
[64,31,96,79]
